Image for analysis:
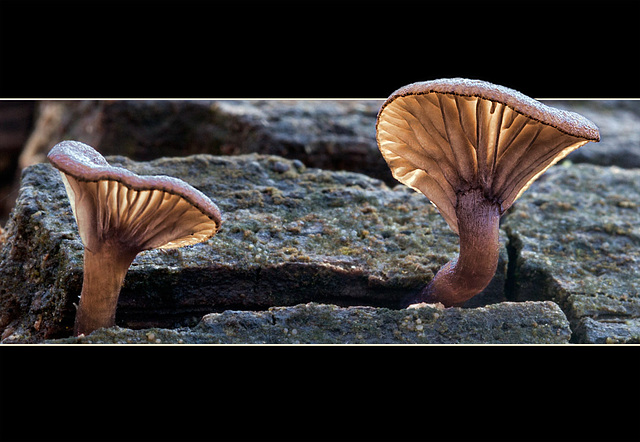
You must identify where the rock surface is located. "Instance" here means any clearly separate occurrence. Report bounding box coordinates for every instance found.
[2,99,639,344]
[19,100,389,182]
[48,301,571,344]
[0,101,36,223]
[503,163,640,343]
[0,153,507,342]
[19,100,640,182]
[540,100,640,169]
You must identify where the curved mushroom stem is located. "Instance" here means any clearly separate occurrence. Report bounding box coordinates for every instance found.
[74,243,138,336]
[411,189,501,308]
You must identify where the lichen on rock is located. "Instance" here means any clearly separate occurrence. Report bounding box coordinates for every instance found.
[502,163,640,343]
[3,100,639,344]
[49,301,571,344]
[0,153,509,342]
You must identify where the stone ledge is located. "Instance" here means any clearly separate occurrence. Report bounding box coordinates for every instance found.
[46,301,571,344]
[503,163,640,343]
[0,154,506,342]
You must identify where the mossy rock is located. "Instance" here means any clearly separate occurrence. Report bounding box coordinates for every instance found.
[503,163,640,343]
[49,301,571,344]
[0,154,508,342]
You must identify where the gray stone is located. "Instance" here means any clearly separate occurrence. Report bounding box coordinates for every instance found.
[502,163,640,343]
[541,100,640,168]
[5,100,638,344]
[21,100,640,183]
[0,154,508,342]
[20,100,391,183]
[47,301,571,344]
[572,317,640,344]
[0,101,36,224]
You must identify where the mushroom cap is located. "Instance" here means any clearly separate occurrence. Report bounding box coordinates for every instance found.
[376,78,600,234]
[47,140,222,253]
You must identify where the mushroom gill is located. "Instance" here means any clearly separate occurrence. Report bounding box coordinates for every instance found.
[376,78,600,307]
[48,141,222,336]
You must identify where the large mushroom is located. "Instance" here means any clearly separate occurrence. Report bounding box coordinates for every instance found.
[376,78,600,307]
[48,141,222,336]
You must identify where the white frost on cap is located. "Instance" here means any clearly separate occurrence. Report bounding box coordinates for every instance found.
[382,78,600,141]
[47,140,222,252]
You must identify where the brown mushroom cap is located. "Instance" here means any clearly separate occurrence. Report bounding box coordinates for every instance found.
[47,140,222,253]
[376,78,600,234]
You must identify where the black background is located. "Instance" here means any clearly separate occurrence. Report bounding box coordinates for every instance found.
[1,0,638,99]
[1,1,638,441]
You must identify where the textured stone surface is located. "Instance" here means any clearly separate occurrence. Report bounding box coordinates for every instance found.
[47,301,571,344]
[572,317,640,344]
[20,100,390,182]
[0,101,36,224]
[19,100,640,183]
[503,163,640,343]
[0,154,507,342]
[541,100,640,168]
[3,100,639,344]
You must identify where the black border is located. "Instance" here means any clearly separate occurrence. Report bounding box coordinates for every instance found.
[1,346,638,442]
[1,0,639,99]
[1,1,639,441]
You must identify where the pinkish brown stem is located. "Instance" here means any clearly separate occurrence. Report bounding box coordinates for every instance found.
[416,188,501,307]
[74,243,137,336]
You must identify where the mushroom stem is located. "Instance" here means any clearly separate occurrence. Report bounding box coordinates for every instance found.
[415,189,501,307]
[74,243,137,336]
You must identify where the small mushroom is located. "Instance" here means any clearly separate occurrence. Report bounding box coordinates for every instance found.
[376,78,600,307]
[47,141,222,336]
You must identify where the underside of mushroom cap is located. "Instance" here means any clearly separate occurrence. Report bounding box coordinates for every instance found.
[376,78,600,234]
[48,140,222,253]
[381,78,600,141]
